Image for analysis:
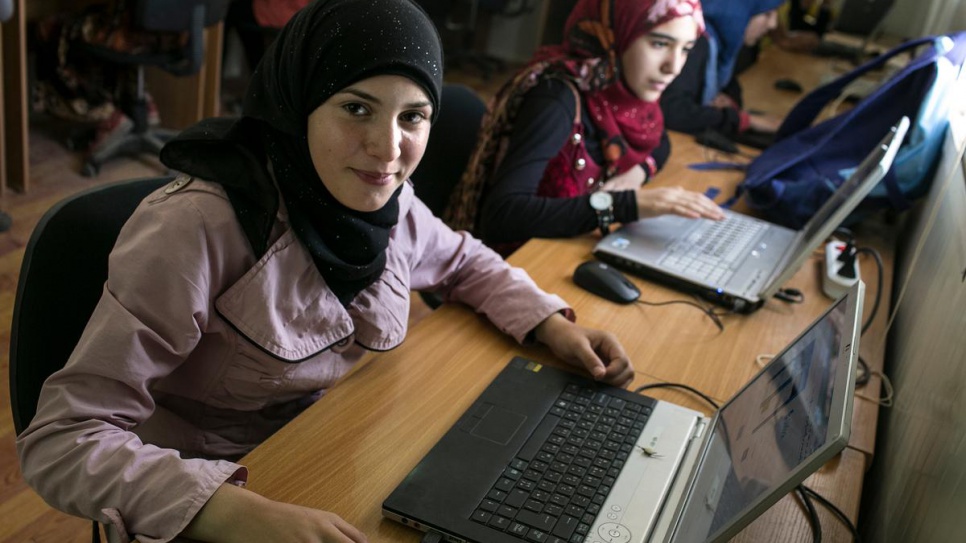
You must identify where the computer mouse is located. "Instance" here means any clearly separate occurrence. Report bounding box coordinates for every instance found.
[572,261,641,305]
[774,78,803,93]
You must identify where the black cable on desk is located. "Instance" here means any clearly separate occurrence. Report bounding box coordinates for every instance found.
[635,298,727,332]
[802,485,862,542]
[634,382,719,410]
[796,485,822,543]
[420,530,443,543]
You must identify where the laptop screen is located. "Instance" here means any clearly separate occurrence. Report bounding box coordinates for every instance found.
[761,117,908,299]
[672,293,852,542]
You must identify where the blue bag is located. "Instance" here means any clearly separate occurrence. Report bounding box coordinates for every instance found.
[737,32,966,229]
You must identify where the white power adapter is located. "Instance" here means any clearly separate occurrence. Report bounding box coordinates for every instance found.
[823,239,860,299]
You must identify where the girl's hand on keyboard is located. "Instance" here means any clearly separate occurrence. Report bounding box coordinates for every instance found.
[636,187,725,221]
[533,313,635,388]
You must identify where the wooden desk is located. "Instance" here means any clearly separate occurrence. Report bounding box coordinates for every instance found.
[0,0,223,193]
[240,132,892,542]
[239,294,866,542]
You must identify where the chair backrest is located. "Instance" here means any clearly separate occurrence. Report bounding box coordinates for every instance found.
[134,0,232,75]
[411,83,487,217]
[9,176,172,435]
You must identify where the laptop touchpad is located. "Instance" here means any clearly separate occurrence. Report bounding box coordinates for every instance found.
[466,403,527,445]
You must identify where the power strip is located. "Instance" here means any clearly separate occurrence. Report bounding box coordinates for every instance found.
[823,240,860,299]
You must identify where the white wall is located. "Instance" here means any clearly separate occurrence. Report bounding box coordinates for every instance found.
[860,71,966,542]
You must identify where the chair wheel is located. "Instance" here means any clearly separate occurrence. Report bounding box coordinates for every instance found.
[81,162,100,177]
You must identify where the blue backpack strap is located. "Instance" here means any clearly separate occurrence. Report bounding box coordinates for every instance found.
[777,36,942,139]
[755,36,947,185]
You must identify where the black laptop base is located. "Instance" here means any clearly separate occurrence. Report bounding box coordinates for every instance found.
[383,357,659,543]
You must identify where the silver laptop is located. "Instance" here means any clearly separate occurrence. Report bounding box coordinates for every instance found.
[593,117,908,313]
[384,281,863,543]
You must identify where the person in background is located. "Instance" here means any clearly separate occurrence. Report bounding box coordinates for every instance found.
[16,1,634,542]
[659,0,786,139]
[445,0,724,256]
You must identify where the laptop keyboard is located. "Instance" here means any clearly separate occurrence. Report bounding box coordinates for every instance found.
[658,215,765,284]
[471,384,652,543]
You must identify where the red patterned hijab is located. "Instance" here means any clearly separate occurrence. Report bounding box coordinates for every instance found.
[541,0,704,176]
[445,0,704,232]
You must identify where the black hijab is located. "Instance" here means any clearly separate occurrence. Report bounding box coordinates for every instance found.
[160,0,442,306]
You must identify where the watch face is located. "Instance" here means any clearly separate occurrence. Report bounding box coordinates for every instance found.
[590,191,613,210]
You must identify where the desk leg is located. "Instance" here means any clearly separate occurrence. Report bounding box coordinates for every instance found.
[145,23,224,129]
[1,16,6,195]
[1,0,29,193]
[202,23,223,119]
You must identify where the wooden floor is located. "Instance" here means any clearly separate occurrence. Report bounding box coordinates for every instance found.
[0,40,866,542]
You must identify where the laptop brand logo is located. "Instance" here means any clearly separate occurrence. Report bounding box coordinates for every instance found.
[610,237,630,250]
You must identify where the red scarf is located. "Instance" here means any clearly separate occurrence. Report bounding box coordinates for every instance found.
[534,0,705,177]
[444,0,704,232]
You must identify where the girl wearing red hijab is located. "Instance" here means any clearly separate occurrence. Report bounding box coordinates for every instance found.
[446,0,724,256]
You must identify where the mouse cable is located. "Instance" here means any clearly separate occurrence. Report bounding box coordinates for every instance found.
[796,485,822,543]
[635,299,726,332]
[801,484,862,543]
[633,382,720,410]
[420,530,443,543]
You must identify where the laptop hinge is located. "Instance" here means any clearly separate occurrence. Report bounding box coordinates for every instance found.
[691,418,708,441]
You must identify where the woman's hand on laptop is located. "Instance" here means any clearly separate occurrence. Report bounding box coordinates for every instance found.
[600,164,647,191]
[636,186,725,221]
[533,313,635,388]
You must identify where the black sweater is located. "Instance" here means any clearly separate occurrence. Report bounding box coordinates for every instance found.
[660,35,745,137]
[478,77,670,246]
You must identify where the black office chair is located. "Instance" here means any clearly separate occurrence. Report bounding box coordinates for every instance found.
[10,176,171,436]
[423,0,535,80]
[411,83,487,308]
[9,176,170,542]
[76,0,231,177]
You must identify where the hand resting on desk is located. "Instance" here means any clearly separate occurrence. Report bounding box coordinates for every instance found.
[184,483,368,543]
[533,313,635,388]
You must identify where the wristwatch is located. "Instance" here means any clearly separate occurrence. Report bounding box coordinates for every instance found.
[589,191,615,237]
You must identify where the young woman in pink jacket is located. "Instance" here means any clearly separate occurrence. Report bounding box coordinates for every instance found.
[16,1,634,542]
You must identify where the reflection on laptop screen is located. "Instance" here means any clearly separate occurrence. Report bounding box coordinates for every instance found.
[673,295,848,542]
[798,149,884,245]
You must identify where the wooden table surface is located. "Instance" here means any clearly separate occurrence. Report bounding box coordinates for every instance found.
[240,130,892,542]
